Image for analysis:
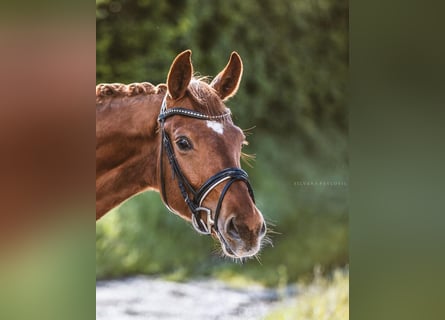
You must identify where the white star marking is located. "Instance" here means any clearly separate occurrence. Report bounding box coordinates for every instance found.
[206,121,224,135]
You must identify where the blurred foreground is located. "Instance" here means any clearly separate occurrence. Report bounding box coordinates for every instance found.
[96,269,348,320]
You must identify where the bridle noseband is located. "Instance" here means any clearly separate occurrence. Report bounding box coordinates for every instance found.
[157,95,255,235]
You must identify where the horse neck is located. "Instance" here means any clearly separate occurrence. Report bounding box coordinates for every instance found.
[96,94,163,219]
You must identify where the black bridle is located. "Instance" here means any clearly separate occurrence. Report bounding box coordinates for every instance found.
[157,94,255,235]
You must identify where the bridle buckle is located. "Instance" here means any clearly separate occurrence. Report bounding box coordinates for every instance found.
[192,207,214,235]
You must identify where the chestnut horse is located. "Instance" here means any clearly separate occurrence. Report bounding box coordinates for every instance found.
[96,50,266,258]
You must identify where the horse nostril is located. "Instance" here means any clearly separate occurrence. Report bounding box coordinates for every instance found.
[226,217,241,240]
[259,222,267,237]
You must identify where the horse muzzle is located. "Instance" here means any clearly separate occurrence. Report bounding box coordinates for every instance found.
[216,209,267,258]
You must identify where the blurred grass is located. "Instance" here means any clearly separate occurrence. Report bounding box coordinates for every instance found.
[265,269,349,320]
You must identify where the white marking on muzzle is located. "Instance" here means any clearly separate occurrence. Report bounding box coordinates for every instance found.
[206,120,224,135]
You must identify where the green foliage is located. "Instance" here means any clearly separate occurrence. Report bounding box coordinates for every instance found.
[96,0,348,286]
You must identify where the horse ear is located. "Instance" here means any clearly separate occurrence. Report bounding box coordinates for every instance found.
[211,52,243,101]
[167,50,193,100]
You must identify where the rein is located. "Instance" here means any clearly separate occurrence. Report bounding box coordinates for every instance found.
[157,95,255,235]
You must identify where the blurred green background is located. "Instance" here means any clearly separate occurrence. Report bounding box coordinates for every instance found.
[96,0,348,286]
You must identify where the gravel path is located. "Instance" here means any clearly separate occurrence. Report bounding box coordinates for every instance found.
[96,276,296,320]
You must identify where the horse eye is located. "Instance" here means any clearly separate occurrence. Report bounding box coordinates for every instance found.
[176,136,193,151]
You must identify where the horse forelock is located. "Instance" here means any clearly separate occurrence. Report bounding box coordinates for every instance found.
[187,77,228,117]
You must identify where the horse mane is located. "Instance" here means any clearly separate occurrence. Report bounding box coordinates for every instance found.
[96,82,167,104]
[96,77,228,117]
